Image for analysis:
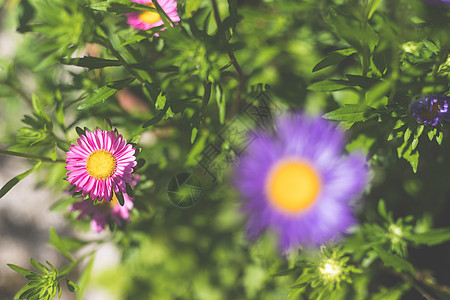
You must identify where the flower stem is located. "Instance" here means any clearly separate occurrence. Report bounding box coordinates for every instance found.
[0,149,65,163]
[211,0,245,120]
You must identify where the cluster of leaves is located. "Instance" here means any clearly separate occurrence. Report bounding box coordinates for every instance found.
[6,228,89,300]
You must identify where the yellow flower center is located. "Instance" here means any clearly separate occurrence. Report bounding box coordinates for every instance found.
[138,3,161,24]
[266,160,321,213]
[86,150,116,180]
[96,193,120,211]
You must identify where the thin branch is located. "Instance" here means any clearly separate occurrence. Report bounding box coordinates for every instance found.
[0,149,65,163]
[99,39,157,108]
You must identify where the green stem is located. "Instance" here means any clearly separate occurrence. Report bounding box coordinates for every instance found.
[0,149,65,163]
[100,39,157,107]
[211,0,245,120]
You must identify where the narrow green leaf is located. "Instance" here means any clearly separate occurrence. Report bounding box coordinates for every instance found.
[135,158,146,170]
[377,200,387,219]
[308,79,355,92]
[155,92,167,111]
[191,127,198,144]
[75,255,95,300]
[312,49,357,72]
[66,279,80,292]
[77,78,135,110]
[345,75,381,90]
[373,246,415,275]
[90,1,154,14]
[403,128,412,143]
[116,191,125,206]
[367,0,383,19]
[62,56,121,70]
[56,141,70,152]
[0,161,42,199]
[29,258,45,273]
[427,128,436,141]
[323,104,376,122]
[215,85,225,124]
[75,127,85,137]
[186,0,201,17]
[436,131,443,145]
[125,183,134,197]
[8,264,33,276]
[406,228,450,246]
[31,94,50,122]
[49,227,75,262]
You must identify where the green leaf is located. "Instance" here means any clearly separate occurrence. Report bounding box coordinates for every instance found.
[371,283,410,300]
[0,161,42,199]
[49,227,75,262]
[373,246,415,275]
[77,78,135,110]
[403,128,412,143]
[129,135,141,145]
[397,142,419,173]
[62,56,121,70]
[90,1,154,14]
[312,49,357,72]
[29,258,46,273]
[323,104,376,122]
[75,126,85,137]
[66,279,80,292]
[367,0,383,19]
[427,128,436,141]
[56,140,71,152]
[125,183,134,197]
[186,0,201,17]
[436,131,443,145]
[155,92,167,110]
[116,190,125,206]
[406,228,450,246]
[366,80,390,108]
[188,123,199,143]
[75,255,95,300]
[31,94,50,122]
[345,75,381,90]
[215,85,225,124]
[308,79,355,92]
[377,199,388,219]
[8,264,33,276]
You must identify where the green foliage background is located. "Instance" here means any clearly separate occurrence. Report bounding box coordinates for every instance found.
[0,0,449,299]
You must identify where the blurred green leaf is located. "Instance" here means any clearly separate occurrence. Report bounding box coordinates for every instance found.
[62,56,121,70]
[77,77,135,110]
[312,49,357,72]
[49,227,76,262]
[0,161,42,199]
[373,246,415,275]
[323,104,376,122]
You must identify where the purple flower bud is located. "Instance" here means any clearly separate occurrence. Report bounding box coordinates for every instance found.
[410,95,450,126]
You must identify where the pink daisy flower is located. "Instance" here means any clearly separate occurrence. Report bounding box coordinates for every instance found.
[70,192,134,232]
[65,129,137,202]
[126,0,180,31]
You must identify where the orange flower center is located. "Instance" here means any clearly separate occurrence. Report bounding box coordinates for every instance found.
[138,3,161,24]
[86,150,116,180]
[266,160,321,213]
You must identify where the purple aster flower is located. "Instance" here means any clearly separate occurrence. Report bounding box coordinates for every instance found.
[410,95,450,126]
[70,191,134,233]
[421,0,450,6]
[234,112,369,253]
